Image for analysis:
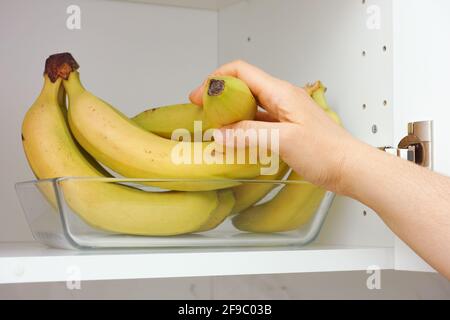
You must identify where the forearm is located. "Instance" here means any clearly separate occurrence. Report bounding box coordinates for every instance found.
[341,141,450,278]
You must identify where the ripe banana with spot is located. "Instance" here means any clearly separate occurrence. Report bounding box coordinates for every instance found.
[21,53,218,236]
[133,103,204,139]
[233,82,341,233]
[62,57,261,192]
[133,76,256,140]
[203,76,257,128]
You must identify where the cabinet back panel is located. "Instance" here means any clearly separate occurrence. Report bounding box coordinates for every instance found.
[0,0,218,241]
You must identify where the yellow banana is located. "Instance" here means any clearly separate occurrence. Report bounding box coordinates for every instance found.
[22,55,218,236]
[308,81,330,111]
[231,162,289,214]
[307,81,342,126]
[62,62,261,192]
[233,172,326,233]
[133,103,205,139]
[197,190,236,232]
[233,82,341,233]
[203,76,257,128]
[134,81,324,140]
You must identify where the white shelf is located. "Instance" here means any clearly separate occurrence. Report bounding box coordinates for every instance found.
[0,242,394,284]
[111,0,242,10]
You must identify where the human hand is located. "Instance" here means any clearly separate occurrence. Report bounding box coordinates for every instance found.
[189,60,362,193]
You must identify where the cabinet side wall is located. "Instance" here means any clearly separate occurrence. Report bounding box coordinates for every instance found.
[393,0,450,272]
[219,0,395,247]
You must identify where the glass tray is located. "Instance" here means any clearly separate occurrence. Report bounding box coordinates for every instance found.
[15,178,335,250]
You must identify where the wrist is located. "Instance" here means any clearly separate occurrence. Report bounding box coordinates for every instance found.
[336,140,383,198]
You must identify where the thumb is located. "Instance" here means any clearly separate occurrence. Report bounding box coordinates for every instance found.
[189,83,204,106]
[189,79,208,106]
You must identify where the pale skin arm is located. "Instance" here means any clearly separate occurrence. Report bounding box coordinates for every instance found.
[190,60,450,279]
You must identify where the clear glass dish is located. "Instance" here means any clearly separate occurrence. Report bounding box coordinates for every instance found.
[15,178,335,250]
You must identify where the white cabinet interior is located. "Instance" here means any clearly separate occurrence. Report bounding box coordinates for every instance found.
[0,0,445,283]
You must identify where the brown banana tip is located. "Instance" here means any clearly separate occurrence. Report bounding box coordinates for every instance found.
[208,79,225,96]
[44,52,79,83]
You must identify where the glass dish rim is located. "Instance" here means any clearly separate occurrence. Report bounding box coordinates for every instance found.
[15,177,317,187]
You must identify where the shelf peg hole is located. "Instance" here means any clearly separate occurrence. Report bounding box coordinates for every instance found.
[372,124,378,134]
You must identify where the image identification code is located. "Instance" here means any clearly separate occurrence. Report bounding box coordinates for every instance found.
[178,304,272,317]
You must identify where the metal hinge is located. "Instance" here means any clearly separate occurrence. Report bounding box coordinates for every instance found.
[379,120,433,170]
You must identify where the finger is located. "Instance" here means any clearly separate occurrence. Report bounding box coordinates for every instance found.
[210,60,275,98]
[213,120,285,151]
[255,111,279,122]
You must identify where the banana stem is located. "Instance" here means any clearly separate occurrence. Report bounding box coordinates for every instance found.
[44,52,79,83]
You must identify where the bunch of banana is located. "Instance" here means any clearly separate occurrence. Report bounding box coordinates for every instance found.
[22,53,220,236]
[22,52,340,236]
[233,82,342,233]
